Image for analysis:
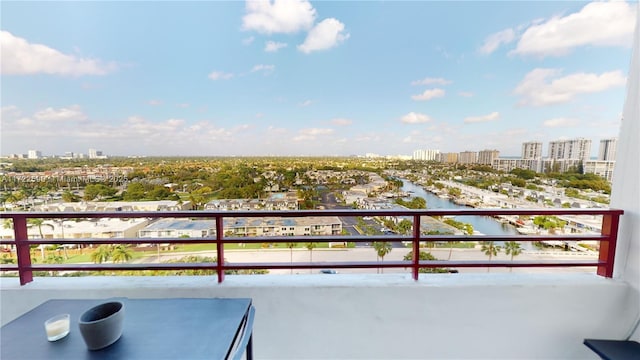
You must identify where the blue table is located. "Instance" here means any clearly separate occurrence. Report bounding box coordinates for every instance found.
[1,298,254,360]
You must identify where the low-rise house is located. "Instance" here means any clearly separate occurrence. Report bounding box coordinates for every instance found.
[139,219,215,239]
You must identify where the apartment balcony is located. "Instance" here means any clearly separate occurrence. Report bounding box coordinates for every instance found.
[1,206,637,359]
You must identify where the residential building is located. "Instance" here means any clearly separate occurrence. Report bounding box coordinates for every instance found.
[224,216,342,237]
[412,149,440,161]
[205,192,299,211]
[492,158,541,173]
[548,138,592,162]
[584,160,616,181]
[27,150,42,159]
[521,141,543,160]
[477,149,499,165]
[437,152,458,163]
[139,219,215,239]
[598,138,618,161]
[458,151,478,164]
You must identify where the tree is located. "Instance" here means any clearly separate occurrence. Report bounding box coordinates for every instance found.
[62,190,80,202]
[480,241,501,272]
[448,187,462,198]
[44,253,64,276]
[189,186,213,209]
[27,218,54,260]
[504,241,522,272]
[403,250,449,273]
[90,245,112,264]
[396,219,413,235]
[123,182,146,201]
[395,197,426,209]
[286,242,296,274]
[111,245,133,263]
[533,215,566,234]
[372,241,392,273]
[305,242,317,273]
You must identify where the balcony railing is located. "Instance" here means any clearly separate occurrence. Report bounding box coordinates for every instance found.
[0,208,623,285]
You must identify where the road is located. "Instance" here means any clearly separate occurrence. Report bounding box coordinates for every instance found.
[147,247,598,275]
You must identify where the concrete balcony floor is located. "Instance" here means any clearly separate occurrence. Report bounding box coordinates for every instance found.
[2,273,637,359]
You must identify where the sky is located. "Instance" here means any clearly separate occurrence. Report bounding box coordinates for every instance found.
[1,1,637,158]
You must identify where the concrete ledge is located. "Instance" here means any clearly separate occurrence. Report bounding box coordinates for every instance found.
[1,274,638,359]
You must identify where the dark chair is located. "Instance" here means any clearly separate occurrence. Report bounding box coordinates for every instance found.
[583,339,640,360]
[230,306,256,360]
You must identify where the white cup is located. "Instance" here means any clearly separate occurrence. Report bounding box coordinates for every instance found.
[44,313,70,341]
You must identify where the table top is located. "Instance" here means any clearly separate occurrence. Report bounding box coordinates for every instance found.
[1,298,252,360]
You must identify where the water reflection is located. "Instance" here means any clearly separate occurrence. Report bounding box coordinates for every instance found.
[400,180,533,249]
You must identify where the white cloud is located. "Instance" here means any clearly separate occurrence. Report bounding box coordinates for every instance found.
[293,127,334,141]
[298,18,350,54]
[512,1,636,57]
[1,105,21,118]
[148,100,162,106]
[208,71,234,80]
[458,91,474,97]
[330,118,352,126]
[265,41,288,52]
[400,112,432,124]
[242,0,316,34]
[33,105,87,122]
[251,64,275,73]
[464,111,500,124]
[514,68,626,107]
[479,28,516,54]
[300,128,333,136]
[543,117,581,128]
[2,105,263,155]
[0,30,117,76]
[242,36,255,45]
[410,88,445,101]
[411,77,452,86]
[298,100,313,107]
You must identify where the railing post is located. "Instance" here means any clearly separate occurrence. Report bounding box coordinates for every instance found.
[412,215,421,281]
[215,216,225,283]
[597,212,621,277]
[13,216,33,285]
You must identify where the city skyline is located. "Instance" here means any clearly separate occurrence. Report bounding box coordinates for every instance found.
[1,1,637,157]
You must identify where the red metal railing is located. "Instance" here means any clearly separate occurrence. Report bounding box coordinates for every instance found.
[0,208,624,285]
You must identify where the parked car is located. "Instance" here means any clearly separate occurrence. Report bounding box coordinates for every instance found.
[319,269,338,274]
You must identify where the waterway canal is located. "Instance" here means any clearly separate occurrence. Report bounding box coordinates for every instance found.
[400,180,524,238]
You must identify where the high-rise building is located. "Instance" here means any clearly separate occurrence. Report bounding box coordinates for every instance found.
[438,152,458,163]
[598,138,617,161]
[458,151,478,164]
[521,141,542,160]
[548,138,591,162]
[412,149,440,161]
[89,149,104,159]
[27,150,42,159]
[478,150,499,165]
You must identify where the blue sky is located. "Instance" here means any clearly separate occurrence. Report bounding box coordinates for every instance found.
[1,1,637,157]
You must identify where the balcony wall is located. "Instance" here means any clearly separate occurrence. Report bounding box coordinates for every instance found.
[1,273,636,359]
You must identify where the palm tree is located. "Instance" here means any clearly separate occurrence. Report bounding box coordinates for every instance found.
[44,253,64,276]
[286,242,296,274]
[305,242,317,273]
[27,218,54,260]
[480,241,501,273]
[373,241,392,273]
[52,219,69,259]
[90,245,112,264]
[504,241,522,273]
[111,245,133,263]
